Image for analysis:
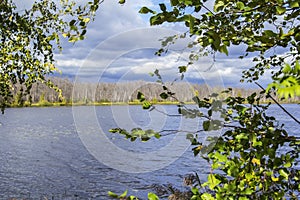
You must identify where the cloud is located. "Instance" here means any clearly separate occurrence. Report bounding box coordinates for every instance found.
[53,1,154,76]
[14,0,279,88]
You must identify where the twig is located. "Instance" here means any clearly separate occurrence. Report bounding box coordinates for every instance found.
[255,82,300,125]
[159,129,204,136]
[199,2,215,15]
[152,106,181,117]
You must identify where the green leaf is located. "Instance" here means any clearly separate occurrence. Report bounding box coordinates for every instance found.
[201,193,215,200]
[119,190,128,198]
[279,169,289,180]
[214,0,224,12]
[178,66,187,73]
[81,30,87,36]
[207,174,221,190]
[137,91,146,102]
[170,0,179,6]
[282,63,292,73]
[220,45,228,56]
[142,101,152,109]
[290,1,299,8]
[69,19,76,26]
[252,135,262,147]
[264,30,277,37]
[148,192,159,200]
[276,6,286,15]
[154,133,161,139]
[203,120,222,131]
[214,152,227,162]
[159,4,166,12]
[68,36,78,43]
[284,162,291,168]
[109,128,119,133]
[139,7,155,14]
[119,0,125,4]
[131,128,144,136]
[160,92,168,99]
[189,14,195,33]
[107,191,119,198]
[203,120,210,131]
[141,135,151,142]
[191,187,199,194]
[236,2,245,10]
[129,196,137,200]
[236,133,248,140]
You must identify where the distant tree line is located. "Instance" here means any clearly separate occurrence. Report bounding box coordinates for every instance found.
[10,77,300,106]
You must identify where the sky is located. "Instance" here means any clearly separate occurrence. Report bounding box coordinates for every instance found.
[16,0,274,88]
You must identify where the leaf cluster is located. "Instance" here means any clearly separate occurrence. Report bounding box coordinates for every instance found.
[107,0,300,199]
[109,128,161,142]
[0,0,101,113]
[189,92,300,199]
[139,0,300,99]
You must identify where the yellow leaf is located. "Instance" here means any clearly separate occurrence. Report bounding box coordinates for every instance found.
[62,33,68,38]
[83,18,90,23]
[196,145,203,151]
[251,158,261,166]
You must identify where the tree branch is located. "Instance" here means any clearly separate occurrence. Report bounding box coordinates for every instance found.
[152,106,181,117]
[255,82,300,125]
[159,129,204,136]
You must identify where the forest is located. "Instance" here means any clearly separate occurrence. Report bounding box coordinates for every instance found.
[10,77,300,107]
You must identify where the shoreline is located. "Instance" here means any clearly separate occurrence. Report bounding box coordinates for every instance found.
[7,100,300,109]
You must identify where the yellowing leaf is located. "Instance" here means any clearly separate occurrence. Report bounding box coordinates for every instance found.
[195,145,203,151]
[82,18,90,23]
[251,158,261,166]
[62,33,68,38]
[214,0,224,12]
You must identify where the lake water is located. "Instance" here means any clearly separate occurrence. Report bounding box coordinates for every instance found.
[0,104,299,199]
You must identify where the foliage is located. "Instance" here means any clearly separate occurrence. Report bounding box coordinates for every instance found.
[114,88,299,199]
[109,128,161,142]
[0,0,101,113]
[139,0,300,98]
[109,0,300,199]
[189,92,300,199]
[267,61,300,99]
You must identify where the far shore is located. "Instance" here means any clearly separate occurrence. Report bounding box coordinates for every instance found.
[8,100,300,108]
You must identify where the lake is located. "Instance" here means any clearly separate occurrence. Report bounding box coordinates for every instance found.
[0,104,299,199]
